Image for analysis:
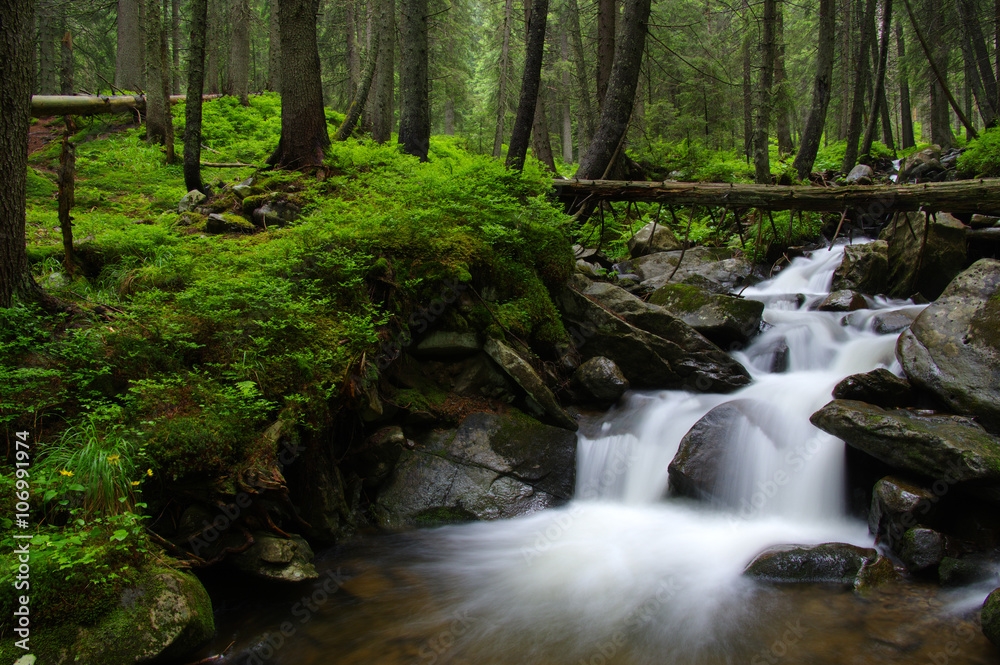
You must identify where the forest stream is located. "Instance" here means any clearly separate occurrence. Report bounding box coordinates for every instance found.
[185,244,999,665]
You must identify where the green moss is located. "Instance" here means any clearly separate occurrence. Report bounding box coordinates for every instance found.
[649,283,711,311]
[412,506,477,526]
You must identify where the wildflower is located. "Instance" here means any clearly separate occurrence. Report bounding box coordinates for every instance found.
[131,480,141,486]
[146,468,153,477]
[107,454,121,465]
[59,469,74,476]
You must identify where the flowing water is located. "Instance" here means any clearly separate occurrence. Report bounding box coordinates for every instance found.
[190,242,999,665]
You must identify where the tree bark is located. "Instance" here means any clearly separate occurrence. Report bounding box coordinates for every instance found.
[171,0,181,93]
[30,94,221,117]
[841,0,877,172]
[205,0,221,94]
[335,37,379,141]
[269,0,329,169]
[398,0,430,161]
[493,0,515,157]
[58,120,76,270]
[956,0,996,127]
[37,0,61,95]
[1,0,45,307]
[145,0,169,143]
[565,0,594,149]
[268,0,281,91]
[532,92,558,173]
[506,0,549,171]
[368,0,394,143]
[774,1,794,156]
[957,0,998,125]
[227,0,250,105]
[753,0,777,184]
[185,0,209,193]
[861,0,893,158]
[742,27,753,162]
[896,21,916,148]
[116,0,145,91]
[561,28,574,164]
[793,0,836,178]
[575,0,651,180]
[596,0,615,110]
[60,28,73,95]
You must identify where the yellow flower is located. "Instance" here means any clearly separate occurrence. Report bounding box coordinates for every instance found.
[107,454,121,465]
[131,480,141,486]
[59,469,74,477]
[146,468,153,477]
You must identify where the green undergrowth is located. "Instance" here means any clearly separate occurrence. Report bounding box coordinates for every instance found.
[958,125,1000,177]
[14,97,573,488]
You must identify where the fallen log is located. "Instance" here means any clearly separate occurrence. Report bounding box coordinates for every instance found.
[31,94,224,118]
[552,178,1000,216]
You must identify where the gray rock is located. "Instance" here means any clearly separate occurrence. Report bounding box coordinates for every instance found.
[898,146,943,182]
[880,211,967,300]
[178,189,207,213]
[971,214,1000,229]
[648,283,764,346]
[627,221,685,257]
[984,588,1000,647]
[743,543,896,591]
[810,400,1000,500]
[205,213,255,234]
[231,177,254,199]
[897,259,1000,433]
[868,475,939,547]
[572,356,629,404]
[413,330,481,359]
[252,201,301,227]
[870,309,920,334]
[232,533,319,583]
[831,240,890,296]
[846,164,874,184]
[833,368,913,408]
[634,247,760,292]
[575,259,602,278]
[938,557,999,587]
[898,527,946,572]
[484,338,578,431]
[818,289,868,312]
[558,283,751,392]
[376,411,576,527]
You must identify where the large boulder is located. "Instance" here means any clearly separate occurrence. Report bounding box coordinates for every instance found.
[743,543,896,591]
[831,241,889,296]
[810,400,1000,501]
[558,282,751,392]
[983,588,1000,647]
[571,356,629,405]
[897,259,1000,434]
[633,247,761,293]
[897,146,943,182]
[868,475,940,547]
[375,410,577,527]
[817,289,868,312]
[897,527,946,573]
[483,338,577,431]
[647,283,764,346]
[832,368,914,408]
[627,221,685,257]
[232,533,319,583]
[879,211,967,300]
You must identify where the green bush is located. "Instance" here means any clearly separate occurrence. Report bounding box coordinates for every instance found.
[958,125,1000,176]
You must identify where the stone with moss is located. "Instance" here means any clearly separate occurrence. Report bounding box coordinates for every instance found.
[831,240,889,295]
[627,221,684,257]
[232,533,319,583]
[879,211,967,300]
[982,588,1000,647]
[648,282,764,345]
[743,543,895,592]
[205,213,256,234]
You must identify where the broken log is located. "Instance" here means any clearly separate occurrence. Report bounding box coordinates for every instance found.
[31,94,224,118]
[552,178,1000,216]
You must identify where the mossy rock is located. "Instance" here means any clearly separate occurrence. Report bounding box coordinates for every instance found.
[983,588,1000,647]
[205,213,256,235]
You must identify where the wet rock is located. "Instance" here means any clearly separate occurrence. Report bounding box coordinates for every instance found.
[897,259,1000,434]
[413,330,480,359]
[898,527,946,573]
[627,221,685,257]
[983,588,1000,647]
[846,164,875,184]
[232,533,319,583]
[558,282,751,392]
[939,557,999,587]
[831,240,890,296]
[810,400,1000,501]
[833,369,913,408]
[484,338,578,431]
[879,211,967,300]
[634,246,761,292]
[178,189,207,213]
[572,356,629,405]
[205,212,255,234]
[576,259,602,278]
[868,475,939,547]
[898,146,943,182]
[375,411,576,527]
[743,543,895,591]
[648,283,764,346]
[818,289,868,312]
[870,309,920,334]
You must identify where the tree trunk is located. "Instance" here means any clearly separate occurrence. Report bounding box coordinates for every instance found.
[346,0,362,99]
[896,21,916,148]
[269,0,329,169]
[171,0,181,93]
[205,0,221,94]
[506,0,549,171]
[185,0,208,192]
[742,28,753,162]
[37,0,61,95]
[565,0,594,148]
[368,0,394,142]
[335,37,379,141]
[159,0,175,162]
[116,0,145,91]
[145,0,168,143]
[753,0,777,184]
[793,0,836,178]
[227,0,250,105]
[774,1,794,156]
[532,92,558,173]
[1,0,45,307]
[58,120,76,270]
[60,28,73,95]
[596,0,615,110]
[575,0,651,180]
[861,0,893,158]
[957,2,995,128]
[841,0,877,172]
[957,0,998,125]
[398,0,430,161]
[561,29,574,164]
[493,0,515,157]
[268,0,281,91]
